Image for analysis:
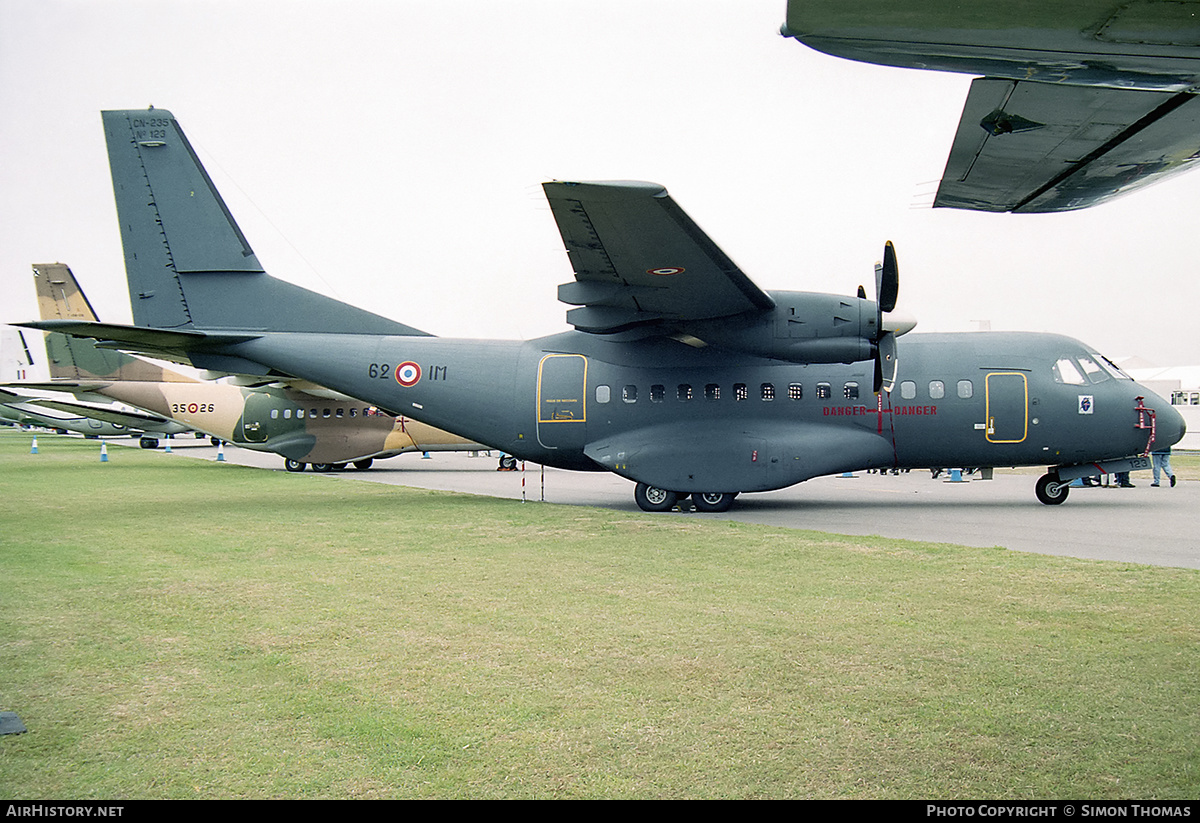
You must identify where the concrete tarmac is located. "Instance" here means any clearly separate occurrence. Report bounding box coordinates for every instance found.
[151,440,1200,570]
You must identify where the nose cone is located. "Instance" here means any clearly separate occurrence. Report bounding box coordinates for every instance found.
[1150,394,1186,450]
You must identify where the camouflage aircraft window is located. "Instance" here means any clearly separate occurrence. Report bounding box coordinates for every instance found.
[844,382,859,400]
[678,384,693,401]
[705,384,720,401]
[309,409,318,419]
[595,385,611,404]
[734,383,748,401]
[336,409,344,418]
[271,409,279,419]
[1076,356,1110,384]
[1053,358,1086,385]
[957,380,973,399]
[929,381,945,399]
[623,385,638,403]
[900,381,916,400]
[788,383,802,400]
[349,408,357,418]
[760,383,775,401]
[816,383,831,399]
[323,408,332,418]
[650,384,665,403]
[283,409,291,419]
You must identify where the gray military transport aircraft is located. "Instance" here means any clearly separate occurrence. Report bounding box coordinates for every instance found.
[780,0,1200,212]
[23,108,1186,512]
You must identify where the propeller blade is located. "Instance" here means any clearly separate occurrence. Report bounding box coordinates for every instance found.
[874,331,898,393]
[878,241,899,314]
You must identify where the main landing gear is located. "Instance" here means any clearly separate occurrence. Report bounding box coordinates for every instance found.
[283,459,375,473]
[1035,473,1069,505]
[633,483,737,513]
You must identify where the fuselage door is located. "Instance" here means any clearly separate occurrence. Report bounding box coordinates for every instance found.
[536,353,587,449]
[240,391,278,444]
[985,372,1028,443]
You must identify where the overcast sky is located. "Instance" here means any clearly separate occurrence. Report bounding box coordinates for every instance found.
[3,0,1198,367]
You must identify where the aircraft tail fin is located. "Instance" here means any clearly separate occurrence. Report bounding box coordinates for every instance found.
[102,109,428,337]
[33,263,198,383]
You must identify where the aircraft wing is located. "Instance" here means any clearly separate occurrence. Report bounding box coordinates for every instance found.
[936,79,1200,213]
[543,181,775,334]
[28,397,175,429]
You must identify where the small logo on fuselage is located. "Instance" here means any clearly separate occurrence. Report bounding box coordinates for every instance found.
[647,267,685,276]
[395,361,422,387]
[1078,395,1093,414]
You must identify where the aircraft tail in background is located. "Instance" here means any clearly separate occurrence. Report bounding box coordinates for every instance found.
[33,263,197,384]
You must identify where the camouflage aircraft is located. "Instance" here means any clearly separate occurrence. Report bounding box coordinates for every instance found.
[1,325,190,443]
[23,262,484,471]
[25,108,1186,511]
[780,0,1200,212]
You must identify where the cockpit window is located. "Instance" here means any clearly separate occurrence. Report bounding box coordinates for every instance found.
[1053,358,1086,385]
[1076,356,1110,384]
[1094,353,1132,381]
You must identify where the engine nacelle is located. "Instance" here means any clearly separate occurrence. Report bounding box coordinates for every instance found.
[688,290,880,364]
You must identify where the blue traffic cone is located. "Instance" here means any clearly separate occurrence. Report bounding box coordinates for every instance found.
[30,436,38,454]
[216,442,226,462]
[100,442,108,462]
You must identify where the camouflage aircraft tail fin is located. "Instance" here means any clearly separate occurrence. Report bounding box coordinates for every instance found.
[102,109,428,337]
[33,263,197,383]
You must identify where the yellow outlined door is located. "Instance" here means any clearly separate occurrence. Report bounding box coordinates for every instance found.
[536,354,587,449]
[985,372,1028,443]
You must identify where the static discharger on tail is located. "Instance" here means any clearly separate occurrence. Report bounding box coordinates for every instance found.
[21,108,1185,511]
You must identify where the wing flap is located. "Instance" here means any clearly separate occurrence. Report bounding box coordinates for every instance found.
[935,79,1200,213]
[543,181,774,334]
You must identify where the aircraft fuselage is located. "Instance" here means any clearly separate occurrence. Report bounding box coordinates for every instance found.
[222,327,1179,497]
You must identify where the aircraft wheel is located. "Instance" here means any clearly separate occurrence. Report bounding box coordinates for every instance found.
[139,437,159,449]
[1035,474,1069,505]
[634,483,678,513]
[692,492,735,513]
[353,458,374,471]
[499,455,517,470]
[312,463,335,472]
[210,437,222,446]
[284,459,306,473]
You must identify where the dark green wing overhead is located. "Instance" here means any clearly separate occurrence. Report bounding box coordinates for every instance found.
[543,181,775,334]
[936,79,1200,213]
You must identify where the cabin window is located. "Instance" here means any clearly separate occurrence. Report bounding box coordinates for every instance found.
[788,383,803,400]
[678,384,693,401]
[270,409,279,419]
[349,408,357,418]
[309,409,318,419]
[1053,358,1086,385]
[705,384,720,401]
[957,380,973,399]
[622,385,638,403]
[760,383,775,401]
[816,383,831,399]
[844,382,859,400]
[323,408,331,418]
[734,383,748,401]
[900,381,916,399]
[929,381,945,399]
[595,385,610,403]
[283,409,292,419]
[650,384,665,403]
[336,408,344,418]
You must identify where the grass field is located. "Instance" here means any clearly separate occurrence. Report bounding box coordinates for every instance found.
[2,430,1198,798]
